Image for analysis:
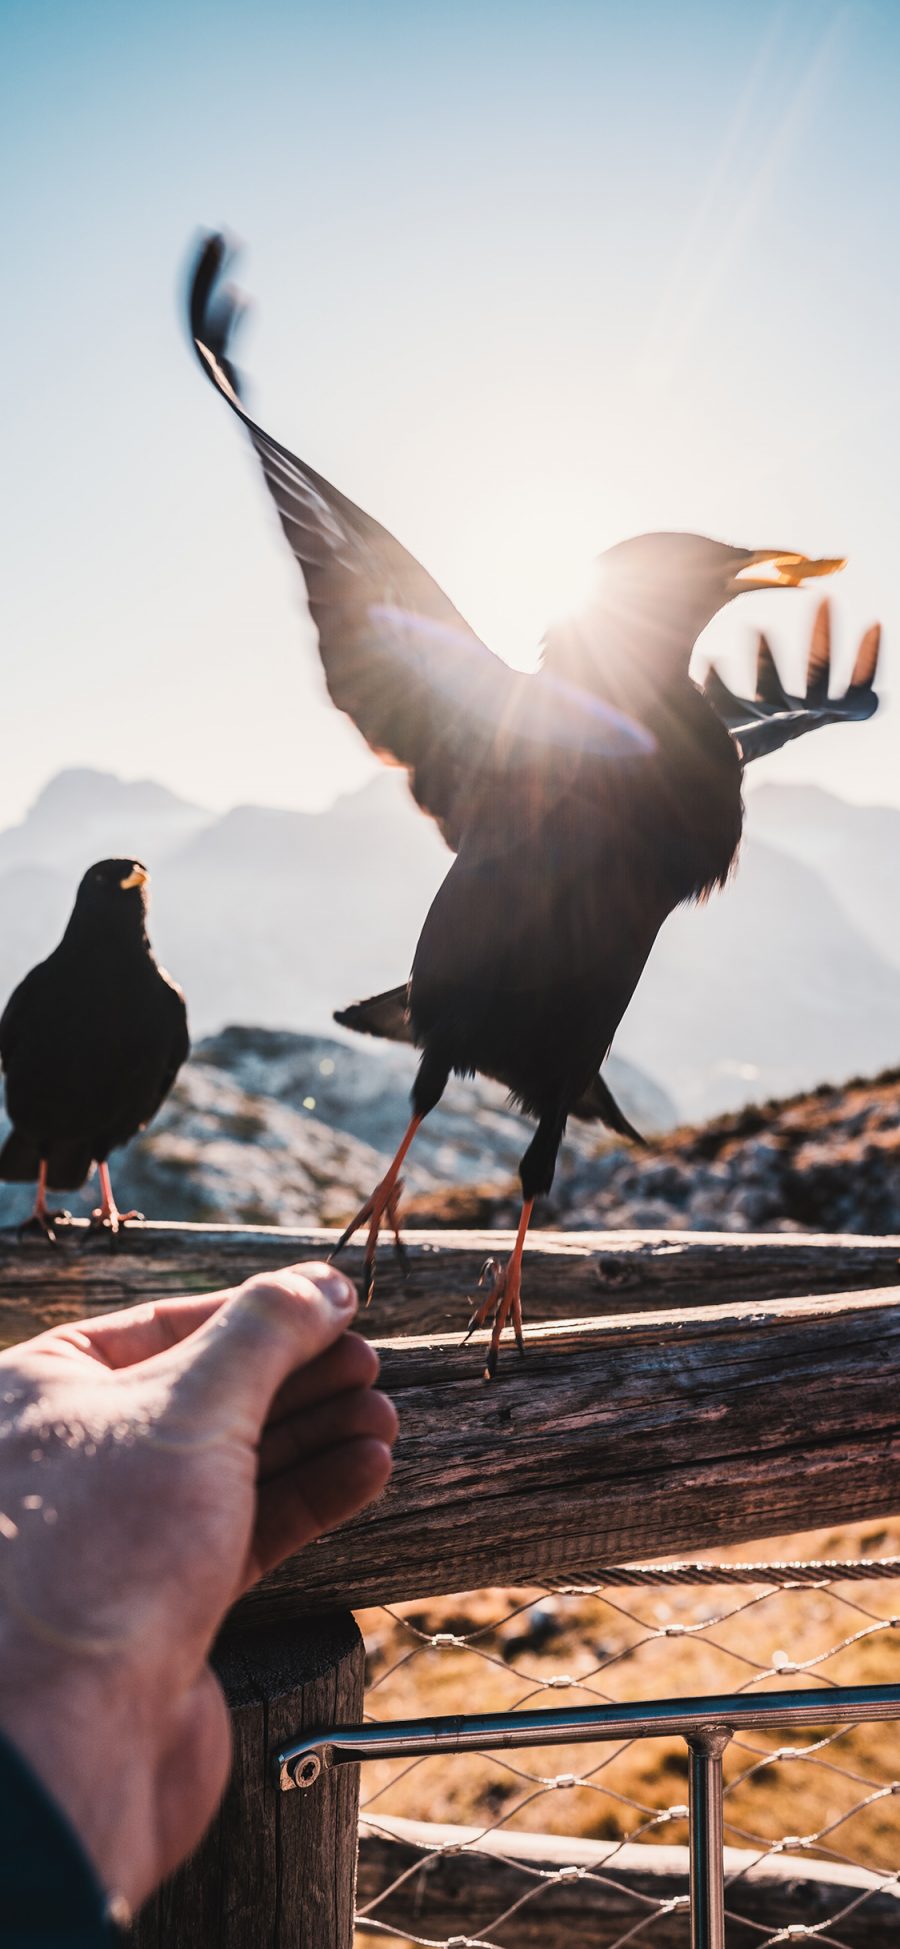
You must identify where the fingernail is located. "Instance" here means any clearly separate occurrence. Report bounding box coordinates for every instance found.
[291,1263,357,1315]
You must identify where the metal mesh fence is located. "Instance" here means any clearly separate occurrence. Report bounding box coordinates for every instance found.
[353,1556,900,1947]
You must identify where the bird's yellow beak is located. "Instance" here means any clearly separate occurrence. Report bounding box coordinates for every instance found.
[730,549,847,594]
[120,866,148,890]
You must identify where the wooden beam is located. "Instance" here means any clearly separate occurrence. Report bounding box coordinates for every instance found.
[239,1280,900,1618]
[1,1219,898,1345]
[3,1225,900,1616]
[356,1816,900,1947]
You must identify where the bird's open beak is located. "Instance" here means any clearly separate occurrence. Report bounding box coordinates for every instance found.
[120,866,149,890]
[729,549,847,594]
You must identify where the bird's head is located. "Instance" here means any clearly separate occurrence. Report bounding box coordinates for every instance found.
[70,860,151,933]
[542,532,845,702]
[595,533,844,635]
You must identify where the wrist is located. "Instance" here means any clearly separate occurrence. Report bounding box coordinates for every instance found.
[0,1630,154,1912]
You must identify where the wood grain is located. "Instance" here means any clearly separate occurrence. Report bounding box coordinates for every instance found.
[1,1219,898,1347]
[130,1615,364,1948]
[356,1816,900,1947]
[4,1225,900,1616]
[238,1280,900,1618]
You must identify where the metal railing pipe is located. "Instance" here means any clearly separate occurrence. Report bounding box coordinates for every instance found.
[688,1727,729,1949]
[275,1680,900,1790]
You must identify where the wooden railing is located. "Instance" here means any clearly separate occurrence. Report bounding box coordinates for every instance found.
[3,1223,900,1946]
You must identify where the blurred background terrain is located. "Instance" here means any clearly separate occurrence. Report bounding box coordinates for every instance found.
[0,765,896,1230]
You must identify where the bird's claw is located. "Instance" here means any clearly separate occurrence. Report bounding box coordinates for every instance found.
[2,1209,72,1246]
[331,1175,408,1306]
[466,1252,526,1379]
[86,1207,145,1241]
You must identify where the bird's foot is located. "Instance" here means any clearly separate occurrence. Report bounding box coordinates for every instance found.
[1,1207,73,1246]
[465,1253,526,1381]
[331,1174,409,1304]
[87,1205,145,1240]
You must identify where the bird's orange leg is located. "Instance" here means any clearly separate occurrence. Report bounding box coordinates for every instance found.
[33,1160,51,1230]
[331,1114,423,1304]
[1,1162,71,1244]
[466,1197,535,1381]
[15,1161,68,1243]
[90,1162,143,1237]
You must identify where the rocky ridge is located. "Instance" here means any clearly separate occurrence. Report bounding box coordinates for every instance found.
[0,1027,895,1236]
[405,1069,900,1235]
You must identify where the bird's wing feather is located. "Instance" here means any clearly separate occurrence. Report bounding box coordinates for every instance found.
[188,236,531,849]
[144,981,190,1125]
[704,601,880,765]
[188,234,650,850]
[0,965,47,1069]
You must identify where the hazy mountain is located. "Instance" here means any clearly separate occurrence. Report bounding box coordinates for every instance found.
[0,767,897,1124]
[154,775,447,1032]
[748,783,900,973]
[0,769,211,878]
[616,835,900,1119]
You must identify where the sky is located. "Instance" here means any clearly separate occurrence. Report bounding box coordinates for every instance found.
[2,0,899,830]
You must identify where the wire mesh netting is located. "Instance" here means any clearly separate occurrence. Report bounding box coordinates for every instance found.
[353,1551,900,1948]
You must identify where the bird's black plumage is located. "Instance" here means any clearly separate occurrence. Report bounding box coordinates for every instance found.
[188,233,873,1367]
[0,860,189,1229]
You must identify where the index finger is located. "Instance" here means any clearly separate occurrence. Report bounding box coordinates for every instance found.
[48,1262,359,1375]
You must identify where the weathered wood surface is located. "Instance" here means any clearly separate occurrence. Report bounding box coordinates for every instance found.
[4,1225,900,1615]
[1,1218,898,1347]
[356,1816,900,1946]
[130,1614,364,1949]
[237,1281,900,1617]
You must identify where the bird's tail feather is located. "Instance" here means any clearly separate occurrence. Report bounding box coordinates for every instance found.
[571,1072,647,1146]
[334,986,414,1044]
[335,992,645,1145]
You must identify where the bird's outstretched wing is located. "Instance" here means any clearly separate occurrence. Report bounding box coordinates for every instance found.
[188,234,648,850]
[705,600,880,764]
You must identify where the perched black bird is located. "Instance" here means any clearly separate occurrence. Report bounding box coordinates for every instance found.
[0,860,189,1238]
[189,233,878,1373]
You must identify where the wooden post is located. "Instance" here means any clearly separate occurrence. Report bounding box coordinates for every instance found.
[130,1614,364,1949]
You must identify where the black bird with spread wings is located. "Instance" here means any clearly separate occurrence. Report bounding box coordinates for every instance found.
[189,233,879,1373]
[0,861,189,1239]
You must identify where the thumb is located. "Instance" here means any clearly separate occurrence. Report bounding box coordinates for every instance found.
[160,1262,359,1435]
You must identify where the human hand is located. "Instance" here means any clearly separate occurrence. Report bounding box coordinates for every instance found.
[0,1262,396,1916]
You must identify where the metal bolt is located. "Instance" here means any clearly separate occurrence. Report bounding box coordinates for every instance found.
[292,1753,322,1789]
